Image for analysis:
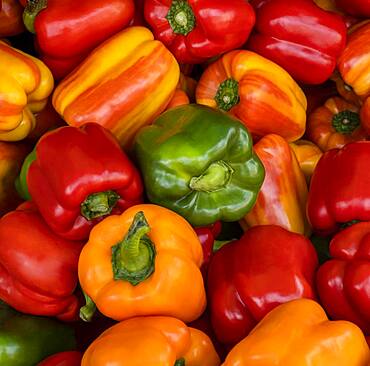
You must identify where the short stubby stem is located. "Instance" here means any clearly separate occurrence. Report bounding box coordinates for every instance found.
[332,110,360,134]
[174,359,185,366]
[23,0,48,34]
[166,0,196,36]
[81,190,120,221]
[189,160,234,193]
[214,78,240,111]
[111,211,156,286]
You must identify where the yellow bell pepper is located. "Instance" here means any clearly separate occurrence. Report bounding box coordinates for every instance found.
[223,299,370,366]
[0,41,54,141]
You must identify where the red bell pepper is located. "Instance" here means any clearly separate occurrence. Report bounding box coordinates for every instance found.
[307,141,370,235]
[335,0,370,18]
[23,0,134,79]
[248,0,347,84]
[27,123,143,241]
[37,351,82,366]
[0,202,83,321]
[317,221,370,336]
[207,225,318,345]
[144,0,256,64]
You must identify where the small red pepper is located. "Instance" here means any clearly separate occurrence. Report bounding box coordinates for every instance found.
[37,351,82,366]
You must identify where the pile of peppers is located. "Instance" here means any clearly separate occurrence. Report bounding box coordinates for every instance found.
[0,0,370,365]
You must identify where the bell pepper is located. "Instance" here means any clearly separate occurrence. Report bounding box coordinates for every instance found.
[28,123,143,241]
[23,0,134,80]
[134,104,265,227]
[248,0,347,85]
[0,0,25,37]
[52,26,179,149]
[208,225,318,345]
[241,134,310,236]
[222,299,370,366]
[0,301,77,366]
[0,41,54,141]
[307,97,367,151]
[317,221,370,336]
[37,351,82,366]
[361,98,370,128]
[196,50,307,142]
[82,316,220,366]
[0,202,84,321]
[289,140,323,183]
[335,0,370,17]
[15,147,35,200]
[166,89,190,110]
[78,204,206,322]
[307,141,370,235]
[144,0,255,64]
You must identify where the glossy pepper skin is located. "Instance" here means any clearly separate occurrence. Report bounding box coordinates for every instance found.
[82,316,220,366]
[28,123,143,241]
[248,0,347,85]
[37,351,82,366]
[0,202,84,321]
[0,41,53,141]
[208,225,318,345]
[53,26,179,149]
[23,0,134,80]
[335,0,370,17]
[222,299,370,366]
[78,204,206,323]
[135,104,265,227]
[0,0,25,37]
[196,50,307,142]
[307,142,370,235]
[0,301,76,366]
[317,222,370,335]
[144,0,255,64]
[241,135,310,236]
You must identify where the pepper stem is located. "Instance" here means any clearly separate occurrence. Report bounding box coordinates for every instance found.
[340,220,360,229]
[166,0,196,36]
[174,359,185,366]
[23,0,48,34]
[80,292,96,322]
[214,78,240,111]
[332,110,360,134]
[81,190,120,221]
[111,211,156,286]
[190,161,234,192]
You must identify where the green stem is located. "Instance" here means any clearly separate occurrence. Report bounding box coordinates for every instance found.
[340,220,360,229]
[214,78,240,111]
[111,211,156,286]
[190,161,234,192]
[80,292,96,322]
[174,358,185,366]
[166,0,196,36]
[332,110,360,134]
[80,190,120,221]
[23,0,48,34]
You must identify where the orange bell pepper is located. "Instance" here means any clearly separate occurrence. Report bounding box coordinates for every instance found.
[196,50,307,142]
[223,299,370,366]
[241,134,310,236]
[53,26,179,149]
[78,204,206,322]
[82,316,220,366]
[307,97,367,151]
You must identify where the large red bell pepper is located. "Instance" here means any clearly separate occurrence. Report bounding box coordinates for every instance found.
[0,202,83,321]
[317,221,370,336]
[307,141,370,235]
[248,0,347,84]
[207,225,318,345]
[37,351,82,366]
[27,123,143,241]
[144,0,256,64]
[23,0,134,79]
[335,0,370,18]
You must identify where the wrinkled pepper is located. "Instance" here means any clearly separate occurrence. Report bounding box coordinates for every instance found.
[23,0,134,80]
[82,316,220,366]
[37,351,82,366]
[0,40,53,141]
[78,204,206,322]
[307,141,370,234]
[0,0,25,37]
[248,0,347,85]
[335,0,370,17]
[317,221,370,336]
[208,225,318,345]
[0,301,76,366]
[222,299,370,366]
[134,104,265,227]
[307,97,367,151]
[53,26,179,148]
[15,147,35,200]
[144,0,255,64]
[241,134,310,236]
[28,123,143,241]
[0,202,84,321]
[196,50,307,142]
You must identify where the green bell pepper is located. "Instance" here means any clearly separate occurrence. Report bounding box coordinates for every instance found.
[134,104,265,226]
[0,301,76,366]
[15,148,36,201]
